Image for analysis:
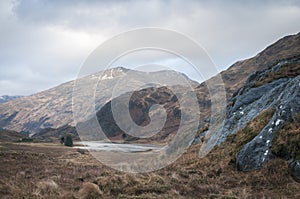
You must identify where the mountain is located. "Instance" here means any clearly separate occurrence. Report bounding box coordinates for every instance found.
[219,32,300,97]
[0,95,22,104]
[195,33,300,121]
[0,67,198,135]
[198,55,300,182]
[90,33,300,143]
[95,86,185,143]
[0,128,25,141]
[234,57,299,169]
[0,32,299,141]
[195,33,300,182]
[92,33,300,183]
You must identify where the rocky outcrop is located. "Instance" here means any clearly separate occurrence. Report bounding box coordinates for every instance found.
[202,57,300,148]
[202,56,300,177]
[289,160,300,183]
[236,75,300,171]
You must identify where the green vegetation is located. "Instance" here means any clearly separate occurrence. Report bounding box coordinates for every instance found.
[17,138,34,142]
[59,134,73,147]
[20,131,31,136]
[272,113,300,160]
[225,108,275,154]
[60,136,65,144]
[64,134,73,147]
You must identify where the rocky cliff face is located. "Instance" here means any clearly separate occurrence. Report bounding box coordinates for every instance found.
[195,32,300,158]
[192,33,300,125]
[201,55,300,181]
[234,58,300,171]
[213,57,300,145]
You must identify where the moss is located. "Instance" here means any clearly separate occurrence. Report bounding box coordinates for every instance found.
[224,108,275,155]
[271,114,300,160]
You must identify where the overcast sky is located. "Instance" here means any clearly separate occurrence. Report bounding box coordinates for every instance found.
[0,0,299,96]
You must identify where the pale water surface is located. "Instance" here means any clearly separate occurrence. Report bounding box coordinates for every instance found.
[75,141,163,153]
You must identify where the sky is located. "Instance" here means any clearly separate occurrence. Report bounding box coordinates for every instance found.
[0,0,299,96]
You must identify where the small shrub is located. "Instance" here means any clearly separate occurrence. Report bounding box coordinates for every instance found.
[35,179,59,196]
[64,135,73,147]
[77,182,102,199]
[60,136,65,144]
[18,138,34,142]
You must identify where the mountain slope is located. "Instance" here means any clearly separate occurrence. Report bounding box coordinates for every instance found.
[0,95,22,104]
[191,33,300,127]
[0,32,299,139]
[92,33,300,143]
[198,55,300,182]
[95,86,183,143]
[220,32,300,96]
[0,68,198,134]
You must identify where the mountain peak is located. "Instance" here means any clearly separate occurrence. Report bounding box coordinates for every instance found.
[0,67,196,134]
[98,67,128,80]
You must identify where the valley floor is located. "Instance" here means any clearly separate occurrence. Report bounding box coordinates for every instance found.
[0,141,299,199]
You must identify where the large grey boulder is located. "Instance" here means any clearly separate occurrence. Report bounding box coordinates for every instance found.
[236,75,300,171]
[289,160,300,183]
[202,57,300,173]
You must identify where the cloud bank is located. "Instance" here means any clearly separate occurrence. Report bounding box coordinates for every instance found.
[0,0,299,95]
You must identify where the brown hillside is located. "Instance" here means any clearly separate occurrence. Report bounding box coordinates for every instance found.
[196,32,300,121]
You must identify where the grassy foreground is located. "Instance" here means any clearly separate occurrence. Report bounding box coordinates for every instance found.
[0,139,299,199]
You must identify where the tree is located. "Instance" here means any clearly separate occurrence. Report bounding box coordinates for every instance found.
[60,136,65,144]
[64,134,73,147]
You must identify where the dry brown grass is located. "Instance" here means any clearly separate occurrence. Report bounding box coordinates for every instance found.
[226,108,275,155]
[34,179,59,197]
[253,62,300,87]
[77,182,103,199]
[272,114,300,160]
[0,134,300,198]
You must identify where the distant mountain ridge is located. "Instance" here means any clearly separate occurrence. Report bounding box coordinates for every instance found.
[0,67,198,134]
[0,95,22,104]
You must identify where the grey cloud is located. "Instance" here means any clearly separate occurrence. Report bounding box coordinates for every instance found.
[0,0,299,95]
